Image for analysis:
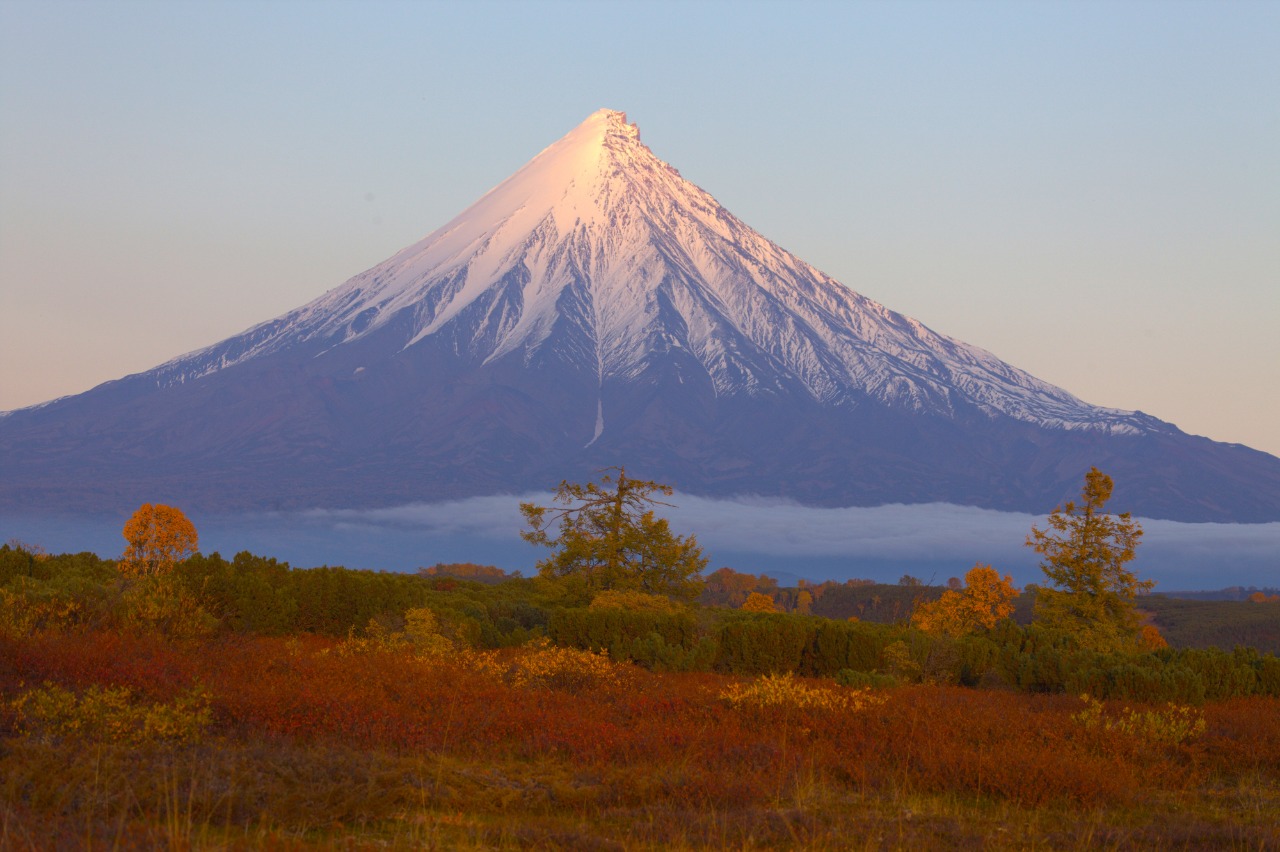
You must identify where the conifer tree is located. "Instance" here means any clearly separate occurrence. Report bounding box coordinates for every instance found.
[521,467,706,602]
[1028,468,1152,651]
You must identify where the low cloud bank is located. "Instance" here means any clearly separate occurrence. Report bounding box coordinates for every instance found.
[5,497,1275,589]
[270,494,1280,589]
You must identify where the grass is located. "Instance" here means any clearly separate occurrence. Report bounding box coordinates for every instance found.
[4,752,1275,850]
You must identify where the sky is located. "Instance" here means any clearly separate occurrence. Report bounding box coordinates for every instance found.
[2,0,1278,459]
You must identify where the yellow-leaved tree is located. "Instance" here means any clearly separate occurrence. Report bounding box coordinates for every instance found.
[912,564,1019,637]
[120,503,199,577]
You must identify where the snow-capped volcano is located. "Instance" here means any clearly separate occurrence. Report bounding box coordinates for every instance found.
[155,109,1152,436]
[3,109,1279,521]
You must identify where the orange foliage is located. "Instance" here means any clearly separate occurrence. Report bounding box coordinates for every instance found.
[912,564,1019,637]
[419,562,512,582]
[702,567,779,608]
[119,503,198,577]
[1139,624,1169,651]
[740,591,777,613]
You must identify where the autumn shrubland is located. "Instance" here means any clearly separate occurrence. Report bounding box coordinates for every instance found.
[0,541,1278,849]
[3,476,1280,849]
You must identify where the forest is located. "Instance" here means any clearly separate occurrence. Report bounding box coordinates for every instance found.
[2,471,1279,849]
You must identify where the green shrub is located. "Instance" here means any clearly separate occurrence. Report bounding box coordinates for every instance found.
[807,619,892,674]
[954,635,1001,686]
[119,575,218,638]
[1257,654,1280,696]
[713,614,813,675]
[1174,648,1258,700]
[834,669,899,689]
[617,633,719,672]
[880,640,922,682]
[548,607,702,670]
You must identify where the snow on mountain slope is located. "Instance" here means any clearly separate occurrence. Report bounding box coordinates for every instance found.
[146,109,1156,437]
[9,108,1280,522]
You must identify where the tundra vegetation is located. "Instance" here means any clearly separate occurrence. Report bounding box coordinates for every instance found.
[1,470,1279,848]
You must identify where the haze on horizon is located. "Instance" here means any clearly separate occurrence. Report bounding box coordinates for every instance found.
[2,0,1277,459]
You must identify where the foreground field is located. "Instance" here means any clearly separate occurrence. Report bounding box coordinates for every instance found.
[3,630,1279,850]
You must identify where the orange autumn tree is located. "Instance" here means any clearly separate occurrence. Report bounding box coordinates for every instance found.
[1138,624,1169,651]
[120,503,199,577]
[741,592,778,613]
[912,564,1019,637]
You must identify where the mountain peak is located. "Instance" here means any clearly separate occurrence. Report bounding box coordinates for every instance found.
[150,109,1165,437]
[583,107,636,134]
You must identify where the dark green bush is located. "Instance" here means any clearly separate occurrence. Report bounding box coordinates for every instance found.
[807,619,892,674]
[954,636,1001,686]
[1256,654,1280,697]
[835,669,899,689]
[1173,648,1258,700]
[712,613,902,677]
[618,633,719,672]
[549,608,698,649]
[713,614,814,675]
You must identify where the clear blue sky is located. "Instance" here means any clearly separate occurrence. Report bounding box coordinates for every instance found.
[3,0,1277,456]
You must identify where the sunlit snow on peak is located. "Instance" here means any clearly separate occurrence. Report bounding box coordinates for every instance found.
[153,109,1159,437]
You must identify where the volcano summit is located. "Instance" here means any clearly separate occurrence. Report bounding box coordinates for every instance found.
[4,109,1279,520]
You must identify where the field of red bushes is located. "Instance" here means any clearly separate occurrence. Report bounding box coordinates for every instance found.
[3,628,1279,849]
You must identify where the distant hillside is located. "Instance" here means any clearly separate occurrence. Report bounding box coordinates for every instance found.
[808,582,938,625]
[1160,587,1280,602]
[1139,595,1280,653]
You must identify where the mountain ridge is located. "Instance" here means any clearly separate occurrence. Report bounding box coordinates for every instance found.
[3,109,1279,522]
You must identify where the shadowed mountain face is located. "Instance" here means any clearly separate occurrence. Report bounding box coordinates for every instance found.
[4,110,1280,521]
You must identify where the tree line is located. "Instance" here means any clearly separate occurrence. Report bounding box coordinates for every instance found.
[4,465,1276,705]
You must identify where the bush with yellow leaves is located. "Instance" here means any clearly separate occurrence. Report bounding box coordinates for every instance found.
[1073,694,1206,746]
[329,607,454,659]
[740,591,777,613]
[719,672,885,714]
[588,589,684,613]
[9,682,212,747]
[469,638,632,693]
[0,583,84,636]
[912,564,1018,637]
